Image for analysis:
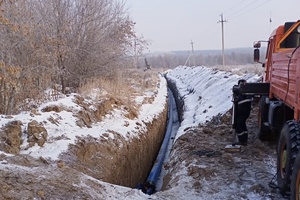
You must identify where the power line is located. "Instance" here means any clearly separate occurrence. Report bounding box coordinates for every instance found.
[192,16,219,50]
[192,0,271,54]
[226,0,259,19]
[223,0,247,15]
[227,0,271,20]
[197,16,220,37]
[197,23,219,50]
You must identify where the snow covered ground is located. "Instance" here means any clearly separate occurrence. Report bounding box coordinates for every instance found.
[165,65,261,140]
[154,66,283,200]
[0,76,167,161]
[0,65,284,199]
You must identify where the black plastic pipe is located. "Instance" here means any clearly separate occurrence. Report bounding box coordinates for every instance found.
[138,88,175,194]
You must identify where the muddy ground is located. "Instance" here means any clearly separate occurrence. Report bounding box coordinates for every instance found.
[159,99,286,199]
[0,68,289,199]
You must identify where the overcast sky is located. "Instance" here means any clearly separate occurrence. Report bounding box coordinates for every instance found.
[125,0,300,52]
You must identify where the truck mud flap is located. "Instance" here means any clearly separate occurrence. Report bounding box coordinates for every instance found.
[268,101,283,127]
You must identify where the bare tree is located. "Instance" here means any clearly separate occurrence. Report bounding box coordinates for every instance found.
[0,0,143,114]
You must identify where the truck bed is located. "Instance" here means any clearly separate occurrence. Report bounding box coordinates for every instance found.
[270,48,300,119]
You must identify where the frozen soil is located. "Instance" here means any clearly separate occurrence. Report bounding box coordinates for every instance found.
[0,100,285,200]
[158,99,285,199]
[0,66,288,200]
[0,69,168,200]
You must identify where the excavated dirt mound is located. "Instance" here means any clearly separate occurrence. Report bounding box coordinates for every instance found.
[0,154,120,199]
[60,107,167,188]
[0,69,169,199]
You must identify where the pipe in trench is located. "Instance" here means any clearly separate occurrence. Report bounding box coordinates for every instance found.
[137,88,176,195]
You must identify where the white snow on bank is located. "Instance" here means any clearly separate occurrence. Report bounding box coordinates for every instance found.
[0,76,167,160]
[0,65,272,199]
[166,65,261,140]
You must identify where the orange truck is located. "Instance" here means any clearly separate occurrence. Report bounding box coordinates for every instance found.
[233,20,300,199]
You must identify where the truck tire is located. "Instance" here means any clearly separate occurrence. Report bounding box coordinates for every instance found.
[277,120,300,195]
[291,152,300,200]
[258,96,273,140]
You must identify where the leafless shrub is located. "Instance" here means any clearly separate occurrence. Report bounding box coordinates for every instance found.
[0,0,145,114]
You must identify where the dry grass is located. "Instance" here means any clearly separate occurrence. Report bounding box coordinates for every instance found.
[78,69,162,118]
[79,69,158,99]
[209,64,264,76]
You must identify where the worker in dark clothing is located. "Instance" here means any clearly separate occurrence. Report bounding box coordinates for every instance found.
[235,79,252,145]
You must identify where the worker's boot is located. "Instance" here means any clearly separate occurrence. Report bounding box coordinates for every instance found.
[236,131,248,145]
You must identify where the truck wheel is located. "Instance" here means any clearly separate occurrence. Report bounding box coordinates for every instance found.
[291,152,300,200]
[277,120,300,195]
[258,96,273,140]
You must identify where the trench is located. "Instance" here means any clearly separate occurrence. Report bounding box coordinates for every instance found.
[62,77,184,193]
[138,87,180,194]
[136,75,185,194]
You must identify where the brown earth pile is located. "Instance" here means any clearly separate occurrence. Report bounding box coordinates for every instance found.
[0,69,169,199]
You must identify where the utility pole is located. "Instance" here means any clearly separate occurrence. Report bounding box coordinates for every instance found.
[218,13,227,67]
[190,40,195,66]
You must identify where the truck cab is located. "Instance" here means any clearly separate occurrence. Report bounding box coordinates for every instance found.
[252,21,300,198]
[254,21,300,131]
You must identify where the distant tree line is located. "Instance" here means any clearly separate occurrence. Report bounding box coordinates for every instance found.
[0,0,145,114]
[139,50,265,69]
